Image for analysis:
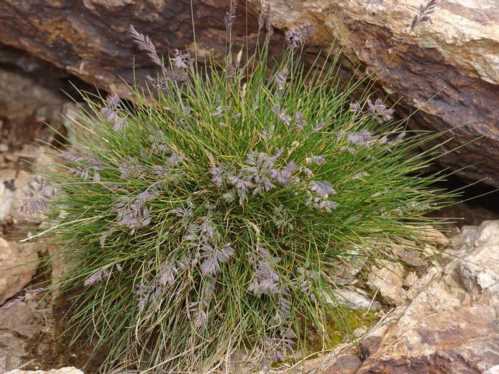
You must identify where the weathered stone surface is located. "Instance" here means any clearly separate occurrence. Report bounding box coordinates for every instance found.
[332,287,382,311]
[0,238,38,305]
[356,220,499,373]
[324,353,362,374]
[0,47,69,152]
[332,254,367,286]
[0,179,16,222]
[418,226,450,248]
[0,0,257,97]
[248,0,499,186]
[0,295,46,372]
[367,260,406,305]
[0,147,58,225]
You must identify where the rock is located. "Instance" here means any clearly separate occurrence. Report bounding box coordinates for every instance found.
[0,0,257,97]
[390,244,426,267]
[6,369,83,374]
[324,353,362,374]
[0,296,45,372]
[404,265,442,301]
[485,366,499,374]
[0,179,16,222]
[356,220,499,373]
[246,0,499,186]
[417,226,449,248]
[332,254,367,285]
[0,153,57,224]
[403,271,418,288]
[367,260,406,305]
[456,221,499,295]
[474,220,499,247]
[321,319,395,372]
[0,238,39,305]
[0,47,68,151]
[451,224,480,250]
[332,287,381,311]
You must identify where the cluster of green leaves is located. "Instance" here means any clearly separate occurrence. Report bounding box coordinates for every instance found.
[48,50,452,372]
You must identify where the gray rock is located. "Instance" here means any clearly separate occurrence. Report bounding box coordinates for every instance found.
[0,180,15,222]
[403,271,418,289]
[331,287,381,311]
[332,254,367,286]
[246,0,499,187]
[0,298,43,372]
[485,366,499,374]
[357,220,499,373]
[367,260,406,305]
[457,221,499,296]
[324,353,361,374]
[0,238,38,306]
[0,47,68,155]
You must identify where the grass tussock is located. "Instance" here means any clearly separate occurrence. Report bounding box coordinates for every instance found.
[42,44,454,372]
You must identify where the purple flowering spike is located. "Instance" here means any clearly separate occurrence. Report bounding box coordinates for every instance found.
[137,189,159,203]
[200,217,216,240]
[200,257,219,276]
[129,25,163,68]
[275,68,288,91]
[60,150,84,163]
[84,268,111,287]
[272,106,291,126]
[248,246,281,297]
[318,200,337,212]
[285,25,313,49]
[295,112,305,130]
[119,158,144,179]
[17,176,56,217]
[347,130,374,146]
[158,262,177,287]
[210,165,224,187]
[305,155,326,166]
[194,310,208,329]
[171,49,191,70]
[114,194,153,231]
[349,101,362,114]
[367,98,395,123]
[220,244,235,261]
[167,152,183,167]
[170,205,193,219]
[271,161,297,186]
[200,242,235,277]
[229,175,254,204]
[309,181,336,198]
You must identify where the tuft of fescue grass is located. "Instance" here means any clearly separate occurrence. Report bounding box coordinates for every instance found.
[45,48,454,372]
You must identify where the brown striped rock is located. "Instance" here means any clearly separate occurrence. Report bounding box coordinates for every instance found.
[247,0,499,185]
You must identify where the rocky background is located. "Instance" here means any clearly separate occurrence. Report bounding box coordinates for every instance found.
[1,0,499,373]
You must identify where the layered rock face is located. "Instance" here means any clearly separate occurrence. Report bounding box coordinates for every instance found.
[302,220,499,374]
[355,221,499,373]
[0,47,69,153]
[0,0,256,96]
[0,238,38,306]
[249,0,499,185]
[0,0,498,184]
